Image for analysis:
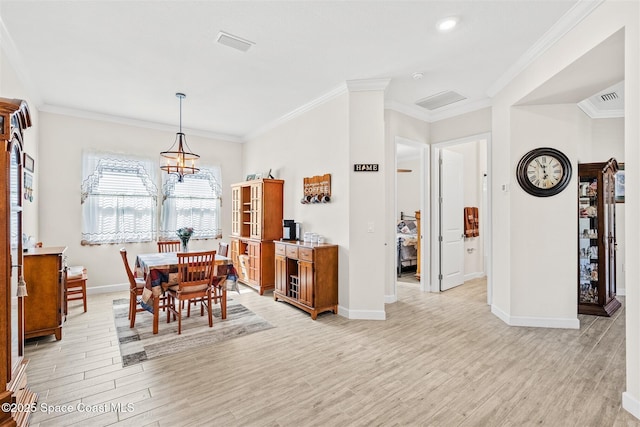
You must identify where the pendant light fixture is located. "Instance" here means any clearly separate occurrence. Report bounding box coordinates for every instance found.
[160,92,200,182]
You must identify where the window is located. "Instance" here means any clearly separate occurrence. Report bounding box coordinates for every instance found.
[81,152,157,245]
[160,167,222,240]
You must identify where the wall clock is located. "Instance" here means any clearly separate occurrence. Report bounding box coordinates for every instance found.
[516,147,572,197]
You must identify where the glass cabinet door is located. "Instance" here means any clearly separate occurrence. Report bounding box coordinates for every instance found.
[9,142,22,371]
[603,168,616,302]
[578,159,620,317]
[578,174,598,304]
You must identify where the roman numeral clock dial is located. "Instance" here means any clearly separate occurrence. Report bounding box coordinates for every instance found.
[517,148,572,197]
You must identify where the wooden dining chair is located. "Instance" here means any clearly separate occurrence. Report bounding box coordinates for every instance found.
[157,240,181,253]
[65,266,88,313]
[120,248,148,328]
[217,241,229,257]
[166,250,217,334]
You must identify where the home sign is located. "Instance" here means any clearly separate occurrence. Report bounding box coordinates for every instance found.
[354,164,379,172]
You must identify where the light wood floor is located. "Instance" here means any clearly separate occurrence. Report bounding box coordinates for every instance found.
[24,278,640,426]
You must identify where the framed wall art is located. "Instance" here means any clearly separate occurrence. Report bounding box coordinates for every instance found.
[24,153,34,172]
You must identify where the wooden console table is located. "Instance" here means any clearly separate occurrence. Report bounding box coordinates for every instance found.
[274,241,338,319]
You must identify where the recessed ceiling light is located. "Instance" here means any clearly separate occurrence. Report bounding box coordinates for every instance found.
[412,72,424,80]
[437,17,459,32]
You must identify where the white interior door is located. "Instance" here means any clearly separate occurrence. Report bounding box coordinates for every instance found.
[440,148,464,291]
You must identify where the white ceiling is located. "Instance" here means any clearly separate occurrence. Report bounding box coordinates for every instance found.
[1,1,599,142]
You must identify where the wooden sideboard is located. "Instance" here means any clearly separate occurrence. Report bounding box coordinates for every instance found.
[274,241,338,319]
[23,246,66,340]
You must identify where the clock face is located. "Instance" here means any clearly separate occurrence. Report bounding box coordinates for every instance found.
[516,147,572,197]
[525,155,564,189]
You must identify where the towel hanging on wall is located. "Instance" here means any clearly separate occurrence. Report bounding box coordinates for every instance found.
[464,207,479,237]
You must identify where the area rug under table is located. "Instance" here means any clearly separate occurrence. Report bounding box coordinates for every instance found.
[113,298,274,367]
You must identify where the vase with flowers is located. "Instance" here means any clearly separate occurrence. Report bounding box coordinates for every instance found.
[176,227,194,252]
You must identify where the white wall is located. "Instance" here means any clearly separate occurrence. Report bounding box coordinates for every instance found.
[430,107,492,145]
[347,88,387,317]
[242,93,350,307]
[490,0,639,418]
[396,158,420,218]
[37,112,243,290]
[244,84,389,319]
[510,104,587,322]
[1,50,40,241]
[587,117,625,161]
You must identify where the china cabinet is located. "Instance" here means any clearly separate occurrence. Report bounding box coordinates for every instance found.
[578,159,621,316]
[230,178,283,294]
[0,98,36,427]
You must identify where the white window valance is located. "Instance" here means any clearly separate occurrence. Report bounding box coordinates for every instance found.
[159,167,222,240]
[81,152,158,245]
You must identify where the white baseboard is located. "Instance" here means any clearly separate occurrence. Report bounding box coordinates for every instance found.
[338,305,386,320]
[464,272,485,281]
[385,294,397,304]
[491,304,580,329]
[623,392,640,421]
[86,283,128,295]
[618,288,626,296]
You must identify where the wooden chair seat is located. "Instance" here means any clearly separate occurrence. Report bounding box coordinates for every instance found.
[166,250,219,334]
[65,266,87,313]
[120,248,164,328]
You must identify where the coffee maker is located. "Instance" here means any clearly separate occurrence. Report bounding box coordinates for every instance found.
[283,219,301,241]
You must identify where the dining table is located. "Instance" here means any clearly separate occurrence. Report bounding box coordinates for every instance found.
[134,251,236,334]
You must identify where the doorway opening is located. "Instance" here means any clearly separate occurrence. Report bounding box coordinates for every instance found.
[431,133,492,303]
[394,137,428,295]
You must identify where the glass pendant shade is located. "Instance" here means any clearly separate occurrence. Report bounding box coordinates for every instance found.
[160,93,200,182]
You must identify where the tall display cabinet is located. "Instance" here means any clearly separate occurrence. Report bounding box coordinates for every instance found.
[578,158,621,317]
[230,178,284,295]
[0,98,36,427]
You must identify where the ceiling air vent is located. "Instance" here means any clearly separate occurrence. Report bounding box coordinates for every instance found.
[600,92,618,102]
[216,31,255,52]
[415,90,467,110]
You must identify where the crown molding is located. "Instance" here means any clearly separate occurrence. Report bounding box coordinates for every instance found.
[244,83,349,141]
[346,78,391,92]
[577,99,624,118]
[385,98,492,124]
[427,98,493,122]
[0,16,43,106]
[487,0,605,98]
[246,78,391,141]
[39,104,245,143]
[385,100,430,122]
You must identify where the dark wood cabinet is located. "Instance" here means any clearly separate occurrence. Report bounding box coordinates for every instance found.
[24,247,66,340]
[230,179,283,295]
[0,97,36,427]
[274,241,338,319]
[578,159,621,316]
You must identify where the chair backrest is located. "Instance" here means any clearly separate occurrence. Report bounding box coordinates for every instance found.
[157,240,181,253]
[218,241,229,257]
[119,248,137,291]
[177,250,216,292]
